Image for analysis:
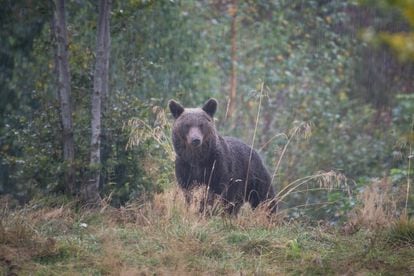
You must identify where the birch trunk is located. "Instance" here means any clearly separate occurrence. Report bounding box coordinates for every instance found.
[54,0,75,195]
[85,0,111,204]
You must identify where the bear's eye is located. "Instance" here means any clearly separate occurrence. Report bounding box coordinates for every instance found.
[184,123,191,130]
[199,123,204,129]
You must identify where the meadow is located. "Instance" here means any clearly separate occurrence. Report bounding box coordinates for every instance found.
[2,186,413,275]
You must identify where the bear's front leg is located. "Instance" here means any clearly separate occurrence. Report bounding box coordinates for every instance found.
[198,188,216,215]
[174,158,192,190]
[219,179,245,215]
[174,158,195,207]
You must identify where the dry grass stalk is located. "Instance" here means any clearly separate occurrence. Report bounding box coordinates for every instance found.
[244,82,265,200]
[124,105,175,161]
[0,207,61,274]
[109,185,287,229]
[275,170,351,207]
[405,123,412,216]
[270,120,312,186]
[348,178,398,230]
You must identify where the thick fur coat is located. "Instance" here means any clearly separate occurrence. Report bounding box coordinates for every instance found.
[169,98,276,214]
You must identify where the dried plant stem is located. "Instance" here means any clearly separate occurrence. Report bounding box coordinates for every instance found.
[286,201,339,210]
[124,114,175,162]
[283,187,346,195]
[270,125,302,185]
[203,160,216,218]
[244,82,264,200]
[259,133,288,152]
[406,144,412,216]
[275,171,345,205]
[405,117,413,217]
[276,174,325,204]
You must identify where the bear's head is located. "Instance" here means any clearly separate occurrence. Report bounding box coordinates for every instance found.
[168,98,218,158]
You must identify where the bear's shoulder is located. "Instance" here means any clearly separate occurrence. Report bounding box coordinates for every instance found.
[223,136,249,150]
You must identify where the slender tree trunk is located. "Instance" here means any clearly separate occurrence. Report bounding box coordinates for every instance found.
[54,0,76,195]
[84,0,111,204]
[100,0,111,186]
[227,0,238,119]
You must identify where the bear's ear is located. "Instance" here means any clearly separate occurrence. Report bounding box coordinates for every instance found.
[202,98,218,118]
[169,100,184,119]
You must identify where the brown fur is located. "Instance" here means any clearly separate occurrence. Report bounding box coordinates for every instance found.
[169,98,276,215]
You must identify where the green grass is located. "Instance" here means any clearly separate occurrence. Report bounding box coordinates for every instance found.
[1,189,413,275]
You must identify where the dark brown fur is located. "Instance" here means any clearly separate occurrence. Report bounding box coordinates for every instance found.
[169,98,276,215]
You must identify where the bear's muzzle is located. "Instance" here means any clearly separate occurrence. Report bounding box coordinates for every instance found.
[187,127,203,148]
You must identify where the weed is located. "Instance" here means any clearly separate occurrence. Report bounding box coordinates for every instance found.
[347,177,399,231]
[125,105,174,161]
[388,218,414,245]
[404,117,413,216]
[0,208,61,274]
[286,238,301,259]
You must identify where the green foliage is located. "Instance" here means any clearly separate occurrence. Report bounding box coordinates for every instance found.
[100,95,156,205]
[0,0,413,218]
[111,0,219,103]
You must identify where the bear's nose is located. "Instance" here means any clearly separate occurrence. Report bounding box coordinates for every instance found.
[191,138,201,147]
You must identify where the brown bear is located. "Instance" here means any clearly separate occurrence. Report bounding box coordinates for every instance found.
[168,98,277,215]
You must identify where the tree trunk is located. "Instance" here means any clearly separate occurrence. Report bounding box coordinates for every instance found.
[84,0,111,204]
[53,0,76,195]
[227,0,238,119]
[100,0,111,187]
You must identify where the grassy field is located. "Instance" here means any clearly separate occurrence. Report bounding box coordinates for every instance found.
[1,187,414,275]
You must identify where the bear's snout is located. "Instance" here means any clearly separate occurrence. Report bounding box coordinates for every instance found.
[187,127,203,148]
[191,138,201,147]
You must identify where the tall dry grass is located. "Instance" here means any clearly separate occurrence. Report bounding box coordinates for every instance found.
[124,105,175,162]
[347,178,398,231]
[107,186,282,228]
[0,200,75,274]
[404,118,413,216]
[1,182,413,275]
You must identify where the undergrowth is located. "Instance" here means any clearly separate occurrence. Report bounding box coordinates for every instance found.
[1,188,413,275]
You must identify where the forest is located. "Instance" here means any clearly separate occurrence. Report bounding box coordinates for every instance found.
[1,0,413,274]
